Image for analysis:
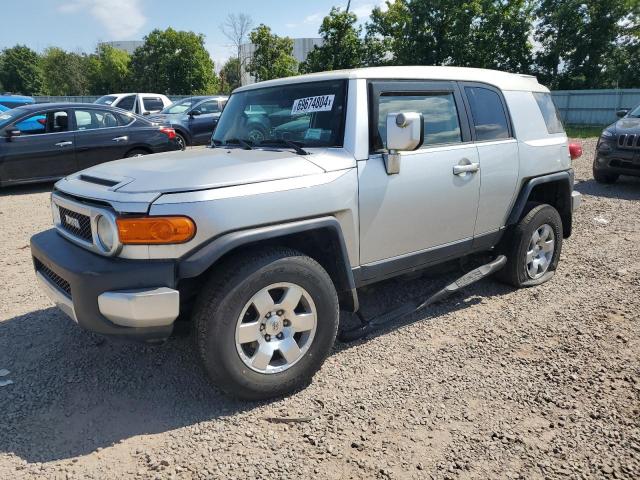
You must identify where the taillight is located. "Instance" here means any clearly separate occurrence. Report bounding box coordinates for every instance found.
[569,142,582,160]
[159,127,176,140]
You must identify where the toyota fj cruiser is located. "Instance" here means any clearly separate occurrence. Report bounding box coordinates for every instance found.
[31,67,582,399]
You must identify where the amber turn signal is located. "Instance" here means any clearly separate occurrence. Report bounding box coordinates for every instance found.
[116,216,196,244]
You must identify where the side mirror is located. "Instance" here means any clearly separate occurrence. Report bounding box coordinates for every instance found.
[142,111,151,116]
[189,110,201,117]
[6,128,21,140]
[616,109,629,118]
[383,112,423,175]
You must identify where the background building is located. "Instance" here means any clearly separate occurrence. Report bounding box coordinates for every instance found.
[98,40,144,54]
[240,37,323,85]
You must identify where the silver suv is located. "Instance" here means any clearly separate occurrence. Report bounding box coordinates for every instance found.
[31,67,582,399]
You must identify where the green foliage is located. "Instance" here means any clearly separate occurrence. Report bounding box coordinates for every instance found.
[246,25,298,82]
[87,45,132,94]
[41,47,91,95]
[130,28,218,94]
[535,0,640,89]
[365,0,534,72]
[0,45,44,95]
[300,7,367,73]
[219,57,241,94]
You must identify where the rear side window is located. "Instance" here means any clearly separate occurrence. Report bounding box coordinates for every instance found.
[376,92,462,150]
[143,97,164,112]
[115,95,136,111]
[465,87,510,141]
[533,92,564,134]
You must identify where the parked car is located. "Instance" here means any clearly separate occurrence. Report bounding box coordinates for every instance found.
[94,93,172,116]
[593,104,640,183]
[30,66,582,400]
[0,93,35,109]
[148,96,228,149]
[0,103,179,186]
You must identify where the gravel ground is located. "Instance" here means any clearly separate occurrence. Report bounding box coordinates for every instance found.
[0,138,639,480]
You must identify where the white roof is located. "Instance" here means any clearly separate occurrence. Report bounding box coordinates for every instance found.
[236,66,549,93]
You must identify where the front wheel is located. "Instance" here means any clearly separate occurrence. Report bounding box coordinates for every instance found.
[193,247,339,400]
[496,203,563,288]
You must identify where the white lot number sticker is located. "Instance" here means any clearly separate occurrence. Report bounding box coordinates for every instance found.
[291,95,335,115]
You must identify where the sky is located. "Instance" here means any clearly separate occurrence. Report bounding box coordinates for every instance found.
[0,0,386,68]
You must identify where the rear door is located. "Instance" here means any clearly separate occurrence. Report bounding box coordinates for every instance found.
[460,83,519,237]
[189,99,222,145]
[73,108,134,169]
[2,109,76,182]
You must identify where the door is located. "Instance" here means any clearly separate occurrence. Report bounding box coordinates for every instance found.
[189,99,221,145]
[2,109,76,182]
[358,81,480,273]
[461,84,519,236]
[73,108,133,168]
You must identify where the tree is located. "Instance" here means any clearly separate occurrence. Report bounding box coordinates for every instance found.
[130,28,218,94]
[87,44,132,94]
[219,57,241,94]
[0,45,43,95]
[535,0,639,89]
[365,0,533,72]
[220,13,253,86]
[246,25,298,82]
[41,47,90,95]
[300,7,366,73]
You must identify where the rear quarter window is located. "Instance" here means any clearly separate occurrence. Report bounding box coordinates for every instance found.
[533,92,564,134]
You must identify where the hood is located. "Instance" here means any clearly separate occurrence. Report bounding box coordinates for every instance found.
[614,116,640,133]
[64,147,325,195]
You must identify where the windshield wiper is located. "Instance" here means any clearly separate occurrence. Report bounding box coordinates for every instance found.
[260,139,309,155]
[219,138,254,150]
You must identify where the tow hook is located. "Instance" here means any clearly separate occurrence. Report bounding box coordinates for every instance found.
[339,255,507,342]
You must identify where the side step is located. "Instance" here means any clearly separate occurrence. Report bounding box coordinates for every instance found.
[339,255,507,342]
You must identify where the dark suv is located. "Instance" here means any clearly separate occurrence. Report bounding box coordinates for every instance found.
[594,104,640,183]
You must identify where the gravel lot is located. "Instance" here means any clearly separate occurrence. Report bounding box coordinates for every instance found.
[1,138,639,479]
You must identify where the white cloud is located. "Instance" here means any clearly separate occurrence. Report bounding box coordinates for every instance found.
[58,0,146,40]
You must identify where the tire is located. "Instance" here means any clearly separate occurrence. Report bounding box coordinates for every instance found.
[496,203,563,288]
[124,149,149,158]
[192,247,339,400]
[175,133,187,150]
[593,166,619,184]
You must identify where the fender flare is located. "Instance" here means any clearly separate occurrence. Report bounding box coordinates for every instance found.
[177,216,359,311]
[506,170,573,236]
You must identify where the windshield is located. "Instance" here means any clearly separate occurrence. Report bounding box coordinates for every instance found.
[628,104,640,117]
[212,80,347,148]
[161,98,200,114]
[0,107,30,129]
[95,95,118,106]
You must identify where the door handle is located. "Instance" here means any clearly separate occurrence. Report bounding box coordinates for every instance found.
[453,163,480,175]
[55,141,73,147]
[112,136,129,142]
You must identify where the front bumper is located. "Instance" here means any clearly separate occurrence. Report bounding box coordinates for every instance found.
[594,145,640,177]
[31,229,179,342]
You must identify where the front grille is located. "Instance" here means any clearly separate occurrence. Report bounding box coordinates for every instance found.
[35,259,72,298]
[58,206,92,242]
[617,134,640,149]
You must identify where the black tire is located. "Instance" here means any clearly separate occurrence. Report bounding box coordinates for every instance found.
[175,132,187,150]
[593,166,619,184]
[496,203,563,288]
[192,247,339,400]
[124,149,149,158]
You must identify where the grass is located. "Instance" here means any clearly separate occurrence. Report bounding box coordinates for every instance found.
[565,125,605,138]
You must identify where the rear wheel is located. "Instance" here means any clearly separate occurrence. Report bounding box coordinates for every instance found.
[496,203,563,287]
[192,247,339,400]
[175,133,187,150]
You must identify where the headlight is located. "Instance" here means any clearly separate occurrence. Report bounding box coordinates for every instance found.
[600,130,615,139]
[96,215,117,252]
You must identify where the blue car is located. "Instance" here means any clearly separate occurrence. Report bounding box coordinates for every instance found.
[148,95,228,149]
[0,98,44,132]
